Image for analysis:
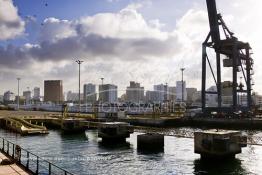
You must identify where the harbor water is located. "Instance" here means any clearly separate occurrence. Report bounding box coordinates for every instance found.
[1,128,262,175]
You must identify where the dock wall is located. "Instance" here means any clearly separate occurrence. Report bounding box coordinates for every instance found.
[121,117,262,130]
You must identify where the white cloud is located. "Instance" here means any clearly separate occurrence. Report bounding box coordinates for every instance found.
[0,0,25,40]
[76,7,168,40]
[176,9,208,42]
[0,2,215,94]
[1,0,262,95]
[149,19,166,29]
[0,2,183,94]
[40,18,76,42]
[106,0,120,3]
[0,4,180,69]
[209,0,262,92]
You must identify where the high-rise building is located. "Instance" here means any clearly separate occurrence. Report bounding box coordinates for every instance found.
[145,91,159,103]
[119,94,127,102]
[192,91,202,107]
[33,87,41,100]
[99,84,117,103]
[186,88,197,104]
[15,96,26,105]
[253,93,262,106]
[66,91,78,102]
[221,81,249,106]
[23,91,31,104]
[44,80,63,103]
[126,81,144,103]
[221,81,233,106]
[0,95,4,103]
[83,83,97,103]
[168,86,176,102]
[176,81,187,102]
[154,84,168,102]
[3,91,15,103]
[222,81,233,96]
[206,86,218,107]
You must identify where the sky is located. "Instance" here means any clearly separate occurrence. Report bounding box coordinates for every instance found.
[0,0,262,96]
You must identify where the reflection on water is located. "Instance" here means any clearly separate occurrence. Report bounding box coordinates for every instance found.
[137,146,164,155]
[0,128,261,175]
[60,131,88,141]
[194,158,247,175]
[98,140,131,150]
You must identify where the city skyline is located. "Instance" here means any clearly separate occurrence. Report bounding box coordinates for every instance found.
[2,79,258,106]
[0,79,192,98]
[0,0,262,95]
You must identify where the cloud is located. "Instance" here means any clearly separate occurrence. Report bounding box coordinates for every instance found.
[24,15,37,24]
[206,0,262,92]
[0,0,25,40]
[0,4,180,69]
[176,9,208,42]
[106,0,120,3]
[0,1,216,94]
[40,18,76,42]
[1,0,262,95]
[76,8,167,40]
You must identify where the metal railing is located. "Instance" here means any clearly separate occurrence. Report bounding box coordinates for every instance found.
[0,137,74,175]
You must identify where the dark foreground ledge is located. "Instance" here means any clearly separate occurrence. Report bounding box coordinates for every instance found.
[120,116,262,130]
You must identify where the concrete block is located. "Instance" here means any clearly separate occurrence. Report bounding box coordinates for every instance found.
[194,130,247,159]
[137,133,164,152]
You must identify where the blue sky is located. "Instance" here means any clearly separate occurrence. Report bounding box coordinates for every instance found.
[13,0,127,19]
[0,0,262,96]
[2,0,201,45]
[5,0,129,45]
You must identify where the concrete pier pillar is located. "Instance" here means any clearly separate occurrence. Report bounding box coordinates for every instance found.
[61,119,86,133]
[194,130,247,160]
[137,133,164,152]
[98,122,133,143]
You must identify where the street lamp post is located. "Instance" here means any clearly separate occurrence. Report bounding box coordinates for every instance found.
[100,78,104,103]
[99,78,104,113]
[101,78,104,85]
[76,60,84,115]
[17,78,21,110]
[180,68,185,102]
[165,82,168,102]
[27,87,30,105]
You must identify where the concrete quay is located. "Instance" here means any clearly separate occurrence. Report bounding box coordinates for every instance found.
[0,110,101,133]
[121,116,262,130]
[0,152,31,175]
[2,110,262,131]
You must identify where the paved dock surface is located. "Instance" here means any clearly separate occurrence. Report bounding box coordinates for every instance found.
[0,152,31,175]
[0,110,60,118]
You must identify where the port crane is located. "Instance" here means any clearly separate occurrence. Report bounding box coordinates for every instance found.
[202,0,254,114]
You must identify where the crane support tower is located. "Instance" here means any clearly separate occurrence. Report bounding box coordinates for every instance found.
[202,0,254,114]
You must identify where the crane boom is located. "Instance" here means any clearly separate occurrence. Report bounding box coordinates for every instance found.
[206,0,221,45]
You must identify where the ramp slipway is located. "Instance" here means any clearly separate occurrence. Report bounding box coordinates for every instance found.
[1,117,48,135]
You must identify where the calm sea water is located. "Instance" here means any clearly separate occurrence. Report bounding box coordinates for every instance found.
[1,128,262,175]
